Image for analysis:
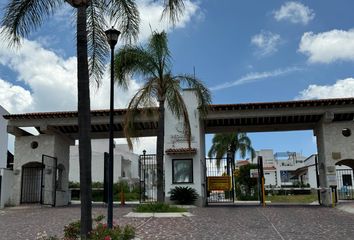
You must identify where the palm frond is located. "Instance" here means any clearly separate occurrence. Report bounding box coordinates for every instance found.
[161,0,185,25]
[123,79,157,149]
[87,2,109,86]
[107,0,139,43]
[165,76,192,147]
[115,46,158,88]
[147,31,171,76]
[173,74,212,116]
[1,0,63,45]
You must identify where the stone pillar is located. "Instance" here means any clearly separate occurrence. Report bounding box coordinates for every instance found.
[164,89,205,206]
[11,134,71,206]
[315,112,354,206]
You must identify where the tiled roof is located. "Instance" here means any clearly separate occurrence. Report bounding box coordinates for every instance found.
[165,148,197,155]
[209,97,354,111]
[3,107,157,120]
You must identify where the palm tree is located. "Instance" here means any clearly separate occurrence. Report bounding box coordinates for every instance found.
[1,0,187,236]
[208,132,255,170]
[114,31,211,202]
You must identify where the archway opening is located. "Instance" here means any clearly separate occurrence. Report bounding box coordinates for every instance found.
[21,162,44,204]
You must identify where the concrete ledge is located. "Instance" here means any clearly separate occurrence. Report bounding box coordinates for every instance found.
[124,212,194,218]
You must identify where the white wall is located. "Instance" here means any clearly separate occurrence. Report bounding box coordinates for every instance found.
[0,169,14,208]
[69,140,139,183]
[0,105,9,169]
[12,134,70,206]
[164,90,204,206]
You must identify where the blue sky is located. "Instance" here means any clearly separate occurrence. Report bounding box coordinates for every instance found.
[0,1,354,157]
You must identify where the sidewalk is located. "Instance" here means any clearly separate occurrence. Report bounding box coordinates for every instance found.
[336,200,354,214]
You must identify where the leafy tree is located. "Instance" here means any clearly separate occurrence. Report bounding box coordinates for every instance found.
[234,163,258,200]
[208,132,255,170]
[114,31,211,202]
[1,0,188,236]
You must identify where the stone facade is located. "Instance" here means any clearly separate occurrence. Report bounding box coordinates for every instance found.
[315,119,354,205]
[164,90,206,206]
[11,134,70,206]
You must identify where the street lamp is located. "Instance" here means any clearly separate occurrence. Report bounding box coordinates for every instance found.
[65,0,89,7]
[105,26,121,229]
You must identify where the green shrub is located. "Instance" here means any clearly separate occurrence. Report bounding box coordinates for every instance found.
[134,202,187,213]
[169,186,198,205]
[62,215,135,240]
[64,220,80,239]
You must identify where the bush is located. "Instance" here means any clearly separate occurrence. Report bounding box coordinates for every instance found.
[169,186,198,205]
[134,202,187,213]
[62,215,135,240]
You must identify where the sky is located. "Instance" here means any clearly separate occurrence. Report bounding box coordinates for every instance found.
[0,1,354,158]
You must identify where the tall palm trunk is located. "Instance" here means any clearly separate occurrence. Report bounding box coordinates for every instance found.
[77,6,92,236]
[156,99,165,202]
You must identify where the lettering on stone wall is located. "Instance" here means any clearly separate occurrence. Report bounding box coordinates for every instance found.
[170,134,195,145]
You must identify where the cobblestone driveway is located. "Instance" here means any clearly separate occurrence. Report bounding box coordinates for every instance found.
[1,204,354,239]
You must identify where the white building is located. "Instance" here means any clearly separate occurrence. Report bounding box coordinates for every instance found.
[69,140,139,183]
[0,105,13,209]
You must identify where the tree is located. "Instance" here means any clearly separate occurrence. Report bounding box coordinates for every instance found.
[208,132,255,169]
[114,31,211,202]
[1,1,139,237]
[1,0,187,236]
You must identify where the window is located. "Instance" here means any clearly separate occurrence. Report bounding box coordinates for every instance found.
[343,174,352,186]
[172,159,193,184]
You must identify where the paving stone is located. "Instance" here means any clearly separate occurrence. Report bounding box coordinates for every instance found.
[1,203,354,239]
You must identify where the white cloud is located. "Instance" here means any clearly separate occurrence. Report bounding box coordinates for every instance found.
[0,38,142,113]
[296,77,354,100]
[274,1,315,25]
[210,67,301,91]
[251,31,281,56]
[0,78,32,113]
[299,29,354,63]
[107,0,201,43]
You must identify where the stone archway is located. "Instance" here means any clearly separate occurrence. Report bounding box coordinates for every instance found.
[21,162,43,203]
[336,159,354,169]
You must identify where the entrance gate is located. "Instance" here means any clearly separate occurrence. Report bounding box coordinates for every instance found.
[21,162,43,203]
[41,155,57,206]
[336,168,354,200]
[206,157,234,203]
[139,152,157,202]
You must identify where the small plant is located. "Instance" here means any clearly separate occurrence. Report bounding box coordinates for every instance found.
[169,186,198,205]
[62,215,135,240]
[134,202,187,213]
[63,220,80,239]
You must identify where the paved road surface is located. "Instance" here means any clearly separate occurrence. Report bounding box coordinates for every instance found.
[1,203,354,239]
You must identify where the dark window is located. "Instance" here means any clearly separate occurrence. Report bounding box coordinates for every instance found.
[343,174,352,186]
[172,159,193,184]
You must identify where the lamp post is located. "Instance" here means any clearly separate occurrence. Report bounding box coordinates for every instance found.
[105,26,121,229]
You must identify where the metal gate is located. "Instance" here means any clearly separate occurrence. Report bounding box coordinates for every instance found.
[206,157,234,203]
[139,152,157,202]
[21,162,43,203]
[336,168,354,200]
[41,155,57,206]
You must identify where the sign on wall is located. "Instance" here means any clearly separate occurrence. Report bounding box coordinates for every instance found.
[207,176,231,191]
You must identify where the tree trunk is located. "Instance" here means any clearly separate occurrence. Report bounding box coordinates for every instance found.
[156,100,165,202]
[77,6,92,237]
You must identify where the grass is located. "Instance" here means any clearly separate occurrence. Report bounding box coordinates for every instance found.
[266,194,318,203]
[134,202,187,213]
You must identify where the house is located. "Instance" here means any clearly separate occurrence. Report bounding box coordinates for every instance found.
[0,105,13,208]
[69,140,139,184]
